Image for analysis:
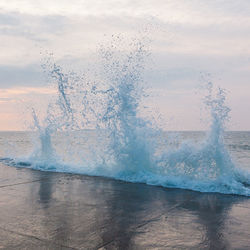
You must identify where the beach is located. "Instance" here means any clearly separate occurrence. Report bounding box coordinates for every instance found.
[0,162,249,249]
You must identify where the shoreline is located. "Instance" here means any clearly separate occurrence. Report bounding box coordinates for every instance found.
[0,162,250,249]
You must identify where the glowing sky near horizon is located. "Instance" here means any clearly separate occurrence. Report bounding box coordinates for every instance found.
[0,0,250,130]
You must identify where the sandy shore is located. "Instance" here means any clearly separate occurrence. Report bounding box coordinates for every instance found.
[0,162,250,249]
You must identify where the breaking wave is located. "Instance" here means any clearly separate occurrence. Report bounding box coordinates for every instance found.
[2,34,250,196]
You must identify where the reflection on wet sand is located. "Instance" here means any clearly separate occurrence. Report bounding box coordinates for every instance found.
[0,164,249,249]
[34,170,74,248]
[34,170,247,249]
[37,171,54,209]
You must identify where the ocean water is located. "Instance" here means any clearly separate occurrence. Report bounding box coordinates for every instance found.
[1,34,250,196]
[0,130,250,196]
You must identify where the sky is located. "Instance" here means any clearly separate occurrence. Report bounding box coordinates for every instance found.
[0,0,250,130]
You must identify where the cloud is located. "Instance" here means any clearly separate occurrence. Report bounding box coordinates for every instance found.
[0,12,19,25]
[0,0,249,130]
[0,64,46,88]
[0,11,68,41]
[0,97,13,103]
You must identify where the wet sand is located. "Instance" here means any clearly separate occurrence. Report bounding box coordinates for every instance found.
[0,163,250,249]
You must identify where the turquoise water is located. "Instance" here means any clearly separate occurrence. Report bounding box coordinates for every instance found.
[1,34,250,196]
[0,130,250,196]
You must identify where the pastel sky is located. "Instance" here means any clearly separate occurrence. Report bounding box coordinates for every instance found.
[0,0,250,130]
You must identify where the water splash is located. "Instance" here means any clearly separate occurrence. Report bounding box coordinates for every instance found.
[24,107,58,169]
[151,84,249,195]
[4,34,250,196]
[25,57,80,168]
[97,35,155,174]
[90,36,250,196]
[25,55,100,170]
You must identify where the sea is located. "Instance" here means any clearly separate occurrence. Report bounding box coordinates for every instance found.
[1,34,249,197]
[0,130,250,196]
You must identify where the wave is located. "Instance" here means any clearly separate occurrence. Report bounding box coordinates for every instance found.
[2,33,250,196]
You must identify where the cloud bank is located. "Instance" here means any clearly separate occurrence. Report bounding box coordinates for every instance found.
[0,0,250,130]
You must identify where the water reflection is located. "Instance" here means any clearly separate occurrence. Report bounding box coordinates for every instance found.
[195,194,233,249]
[31,172,247,249]
[164,191,240,249]
[94,181,152,249]
[31,170,73,247]
[37,171,54,209]
[93,182,246,249]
